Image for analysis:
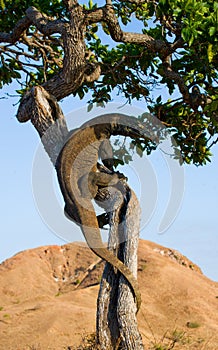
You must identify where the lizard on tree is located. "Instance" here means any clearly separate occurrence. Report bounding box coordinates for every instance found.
[55,113,152,313]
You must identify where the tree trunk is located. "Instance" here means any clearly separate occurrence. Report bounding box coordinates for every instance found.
[96,184,144,349]
[16,86,143,349]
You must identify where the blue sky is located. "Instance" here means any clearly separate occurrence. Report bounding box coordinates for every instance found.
[0,85,218,281]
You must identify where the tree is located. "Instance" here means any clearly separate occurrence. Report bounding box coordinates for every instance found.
[0,0,217,348]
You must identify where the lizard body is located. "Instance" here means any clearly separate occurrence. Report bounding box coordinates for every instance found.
[56,113,148,312]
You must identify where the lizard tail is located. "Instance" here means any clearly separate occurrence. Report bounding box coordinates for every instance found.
[92,245,141,312]
[69,196,141,312]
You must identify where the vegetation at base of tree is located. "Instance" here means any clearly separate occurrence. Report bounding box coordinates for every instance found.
[73,328,209,350]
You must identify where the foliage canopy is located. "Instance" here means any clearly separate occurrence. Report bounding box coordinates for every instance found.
[0,0,218,165]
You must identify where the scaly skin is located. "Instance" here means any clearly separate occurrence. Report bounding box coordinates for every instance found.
[56,113,148,312]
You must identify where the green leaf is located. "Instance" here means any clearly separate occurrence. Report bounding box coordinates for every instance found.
[88,0,93,9]
[124,154,133,163]
[0,0,5,9]
[87,103,93,112]
[78,89,84,99]
[136,146,143,157]
[156,95,162,103]
[209,27,216,37]
[207,44,214,63]
[188,35,194,47]
[181,27,191,42]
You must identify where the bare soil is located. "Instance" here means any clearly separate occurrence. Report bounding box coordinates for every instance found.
[0,240,217,349]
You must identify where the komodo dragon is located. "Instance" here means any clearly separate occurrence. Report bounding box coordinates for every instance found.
[56,113,149,312]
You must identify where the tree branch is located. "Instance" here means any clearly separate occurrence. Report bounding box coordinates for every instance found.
[162,58,190,102]
[86,4,190,103]
[17,86,69,163]
[0,7,64,44]
[1,2,186,107]
[85,3,170,55]
[63,0,78,11]
[84,7,105,24]
[0,16,31,44]
[14,4,101,115]
[25,7,64,35]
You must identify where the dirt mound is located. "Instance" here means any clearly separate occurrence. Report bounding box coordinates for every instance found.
[0,240,217,349]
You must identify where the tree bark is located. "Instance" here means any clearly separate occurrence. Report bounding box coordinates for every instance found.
[18,86,69,164]
[96,184,143,349]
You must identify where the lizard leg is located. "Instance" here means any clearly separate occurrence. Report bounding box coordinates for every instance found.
[79,171,125,199]
[78,171,125,228]
[64,171,117,227]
